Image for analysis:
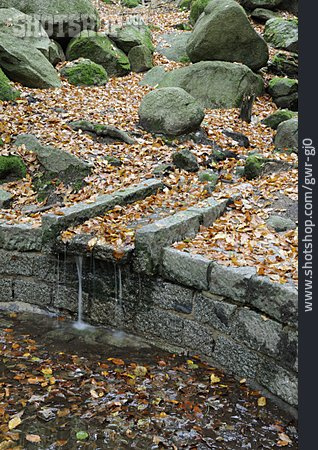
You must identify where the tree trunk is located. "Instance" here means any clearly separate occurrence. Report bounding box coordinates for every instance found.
[239,94,255,123]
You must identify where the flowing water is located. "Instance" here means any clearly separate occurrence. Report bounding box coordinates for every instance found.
[73,255,90,331]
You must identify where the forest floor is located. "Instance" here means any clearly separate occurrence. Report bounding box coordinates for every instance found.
[0,3,297,285]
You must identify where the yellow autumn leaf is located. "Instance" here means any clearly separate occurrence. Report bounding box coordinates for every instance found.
[210,374,221,384]
[41,367,52,376]
[8,416,21,430]
[257,396,267,407]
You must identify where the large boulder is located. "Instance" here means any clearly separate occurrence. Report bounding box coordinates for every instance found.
[264,18,298,53]
[0,32,61,88]
[186,0,269,71]
[0,8,50,55]
[128,45,153,72]
[0,0,99,40]
[158,61,264,109]
[66,31,130,77]
[274,118,298,153]
[0,8,66,66]
[240,0,283,10]
[156,32,191,62]
[14,134,91,199]
[138,87,205,136]
[60,58,108,86]
[108,24,154,54]
[0,67,20,101]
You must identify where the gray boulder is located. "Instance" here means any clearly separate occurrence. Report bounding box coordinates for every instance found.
[269,51,298,78]
[0,32,61,88]
[172,149,199,172]
[156,32,191,62]
[186,0,269,71]
[158,61,264,109]
[264,18,298,53]
[0,8,66,67]
[266,215,296,232]
[139,66,167,87]
[274,118,298,153]
[251,8,279,22]
[139,87,205,136]
[268,77,298,110]
[108,24,154,54]
[66,31,130,77]
[0,8,50,55]
[0,0,99,40]
[240,0,283,10]
[128,45,153,72]
[14,135,91,197]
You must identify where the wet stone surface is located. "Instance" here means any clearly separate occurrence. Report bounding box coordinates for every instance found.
[0,310,298,449]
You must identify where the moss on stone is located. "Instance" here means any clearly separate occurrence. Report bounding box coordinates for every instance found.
[198,170,218,182]
[270,52,298,78]
[269,77,298,89]
[0,68,20,102]
[244,154,264,180]
[0,155,27,182]
[190,0,211,24]
[60,59,108,86]
[179,55,191,64]
[262,109,296,130]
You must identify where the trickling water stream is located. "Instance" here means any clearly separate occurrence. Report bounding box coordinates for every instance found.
[74,255,90,331]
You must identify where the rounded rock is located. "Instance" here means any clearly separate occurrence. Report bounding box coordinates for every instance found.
[138,87,205,136]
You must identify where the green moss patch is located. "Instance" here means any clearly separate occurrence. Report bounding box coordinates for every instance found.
[60,58,108,86]
[0,155,27,183]
[244,155,264,180]
[190,0,211,24]
[0,68,20,102]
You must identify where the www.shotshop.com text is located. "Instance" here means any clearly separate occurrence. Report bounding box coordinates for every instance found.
[302,138,315,312]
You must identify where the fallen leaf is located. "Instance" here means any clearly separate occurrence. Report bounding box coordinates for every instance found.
[26,435,41,443]
[257,396,267,407]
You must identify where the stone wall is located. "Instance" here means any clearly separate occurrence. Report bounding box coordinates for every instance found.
[0,180,298,411]
[0,245,298,410]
